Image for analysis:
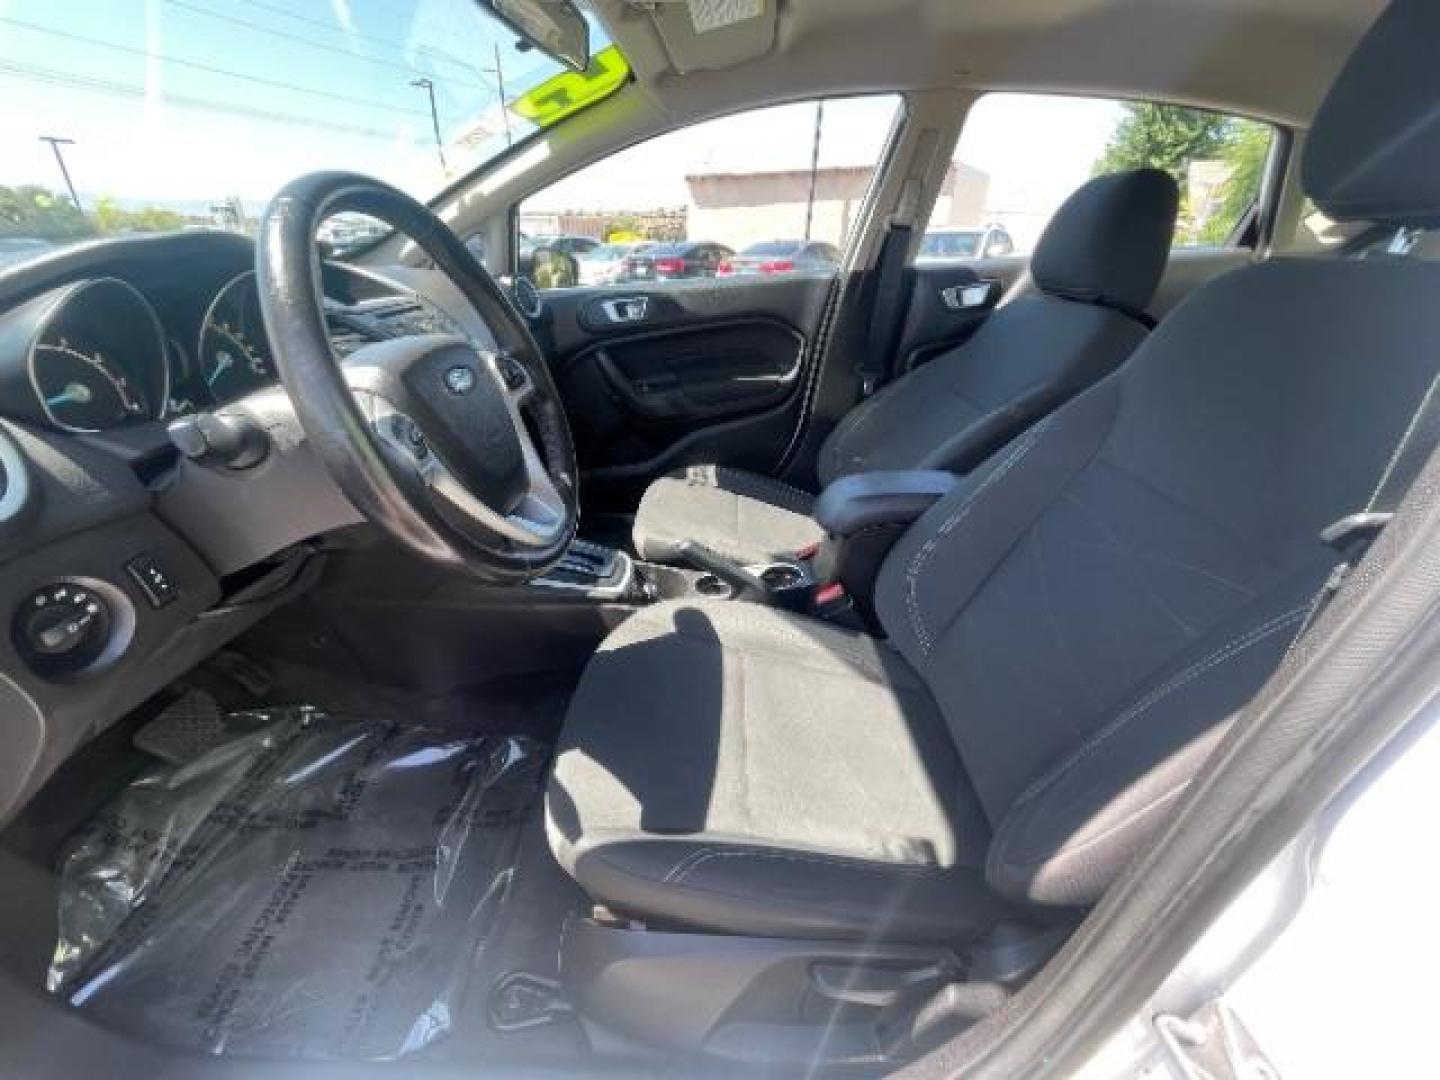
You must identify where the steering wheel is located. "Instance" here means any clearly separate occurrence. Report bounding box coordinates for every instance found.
[256,172,578,584]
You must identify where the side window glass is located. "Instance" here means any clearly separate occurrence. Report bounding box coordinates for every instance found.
[518,95,901,288]
[924,94,1276,259]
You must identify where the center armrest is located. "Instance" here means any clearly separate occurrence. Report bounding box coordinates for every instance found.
[812,471,959,622]
[814,471,959,536]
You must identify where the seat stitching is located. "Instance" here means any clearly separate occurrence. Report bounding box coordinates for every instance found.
[992,780,1192,877]
[905,417,1054,655]
[666,846,941,886]
[1365,368,1440,511]
[1011,605,1307,809]
[1060,489,1200,640]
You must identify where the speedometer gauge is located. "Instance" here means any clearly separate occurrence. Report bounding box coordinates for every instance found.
[33,340,146,430]
[26,278,168,433]
[198,271,274,405]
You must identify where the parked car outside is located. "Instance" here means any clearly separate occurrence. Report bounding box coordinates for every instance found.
[916,224,1014,263]
[717,239,840,276]
[577,241,653,286]
[619,240,732,281]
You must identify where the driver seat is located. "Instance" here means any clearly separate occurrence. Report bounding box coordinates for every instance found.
[549,0,1440,965]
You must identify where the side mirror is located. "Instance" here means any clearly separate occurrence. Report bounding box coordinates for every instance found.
[532,247,579,289]
[482,0,590,72]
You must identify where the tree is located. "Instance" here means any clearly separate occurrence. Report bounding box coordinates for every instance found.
[1093,104,1271,244]
[0,185,93,240]
[1092,103,1232,182]
[1195,121,1271,244]
[93,196,187,236]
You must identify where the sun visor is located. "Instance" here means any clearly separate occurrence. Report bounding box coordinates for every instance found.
[640,0,776,74]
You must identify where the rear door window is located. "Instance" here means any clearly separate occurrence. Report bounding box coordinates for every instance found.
[925,93,1276,258]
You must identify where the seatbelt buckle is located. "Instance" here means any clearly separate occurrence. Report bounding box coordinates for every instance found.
[1320,511,1394,561]
[860,373,880,397]
[812,581,851,617]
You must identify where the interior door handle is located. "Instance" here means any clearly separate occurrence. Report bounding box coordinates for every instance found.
[600,296,649,324]
[940,280,1000,311]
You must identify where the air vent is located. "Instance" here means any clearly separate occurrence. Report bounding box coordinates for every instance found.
[510,276,543,322]
[0,427,31,525]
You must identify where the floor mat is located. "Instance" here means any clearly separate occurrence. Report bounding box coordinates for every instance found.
[46,705,548,1061]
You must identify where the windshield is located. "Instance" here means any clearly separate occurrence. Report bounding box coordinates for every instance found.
[0,1,624,262]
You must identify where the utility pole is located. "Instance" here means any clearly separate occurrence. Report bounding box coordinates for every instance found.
[38,135,81,212]
[410,78,448,171]
[482,44,513,147]
[802,100,824,241]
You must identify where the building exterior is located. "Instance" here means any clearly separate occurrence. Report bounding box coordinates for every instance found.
[683,162,989,251]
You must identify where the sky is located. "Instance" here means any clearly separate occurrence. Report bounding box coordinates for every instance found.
[0,0,571,212]
[525,91,1125,253]
[0,0,1126,233]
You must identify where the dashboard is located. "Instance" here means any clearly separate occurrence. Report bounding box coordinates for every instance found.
[0,249,475,435]
[0,229,523,825]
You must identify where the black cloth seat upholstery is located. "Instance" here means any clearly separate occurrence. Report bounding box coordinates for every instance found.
[550,0,1440,942]
[632,167,1179,564]
[547,600,1012,941]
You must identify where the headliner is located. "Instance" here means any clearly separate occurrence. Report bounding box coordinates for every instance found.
[599,0,1388,127]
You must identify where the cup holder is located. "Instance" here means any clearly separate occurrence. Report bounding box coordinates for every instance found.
[758,563,805,591]
[694,573,733,598]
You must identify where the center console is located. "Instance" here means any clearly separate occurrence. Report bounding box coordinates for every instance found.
[540,469,962,627]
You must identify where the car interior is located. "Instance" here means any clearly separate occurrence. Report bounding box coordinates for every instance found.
[3,0,1434,1074]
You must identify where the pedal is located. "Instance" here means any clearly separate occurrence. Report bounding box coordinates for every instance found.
[203,650,274,698]
[489,971,573,1032]
[133,690,230,765]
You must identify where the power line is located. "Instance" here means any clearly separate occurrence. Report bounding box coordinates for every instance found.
[228,0,492,83]
[160,0,492,92]
[0,57,416,144]
[0,14,429,120]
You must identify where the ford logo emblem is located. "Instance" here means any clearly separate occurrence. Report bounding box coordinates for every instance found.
[444,366,476,395]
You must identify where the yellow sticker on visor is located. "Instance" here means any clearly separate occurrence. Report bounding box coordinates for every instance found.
[511,45,630,129]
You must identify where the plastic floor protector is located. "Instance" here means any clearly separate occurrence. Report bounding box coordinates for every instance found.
[45,705,548,1061]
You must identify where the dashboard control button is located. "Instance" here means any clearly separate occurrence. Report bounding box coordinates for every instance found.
[125,553,178,608]
[13,584,111,678]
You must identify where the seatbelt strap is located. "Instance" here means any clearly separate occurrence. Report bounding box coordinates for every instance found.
[1301,361,1440,637]
[859,222,913,396]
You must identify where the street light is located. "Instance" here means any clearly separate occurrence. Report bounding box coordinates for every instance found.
[411,78,448,171]
[39,135,82,212]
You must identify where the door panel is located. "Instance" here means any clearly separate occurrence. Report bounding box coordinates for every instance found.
[542,275,835,509]
[884,254,1029,375]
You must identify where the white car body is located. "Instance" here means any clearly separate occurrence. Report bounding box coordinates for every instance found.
[578,242,652,286]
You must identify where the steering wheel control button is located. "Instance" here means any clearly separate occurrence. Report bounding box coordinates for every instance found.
[125,553,178,609]
[444,365,477,395]
[13,584,112,678]
[496,354,529,392]
[388,414,429,460]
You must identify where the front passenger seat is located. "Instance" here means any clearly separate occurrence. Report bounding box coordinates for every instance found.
[632,167,1180,565]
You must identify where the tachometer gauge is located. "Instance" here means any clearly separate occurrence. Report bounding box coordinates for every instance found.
[198,270,275,404]
[24,278,167,433]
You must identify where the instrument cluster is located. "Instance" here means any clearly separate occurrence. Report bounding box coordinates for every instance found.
[1,262,471,433]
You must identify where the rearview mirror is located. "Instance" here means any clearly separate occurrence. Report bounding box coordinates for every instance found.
[481,0,590,72]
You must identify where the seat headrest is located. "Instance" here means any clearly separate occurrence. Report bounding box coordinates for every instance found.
[1304,0,1440,228]
[1029,168,1180,315]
